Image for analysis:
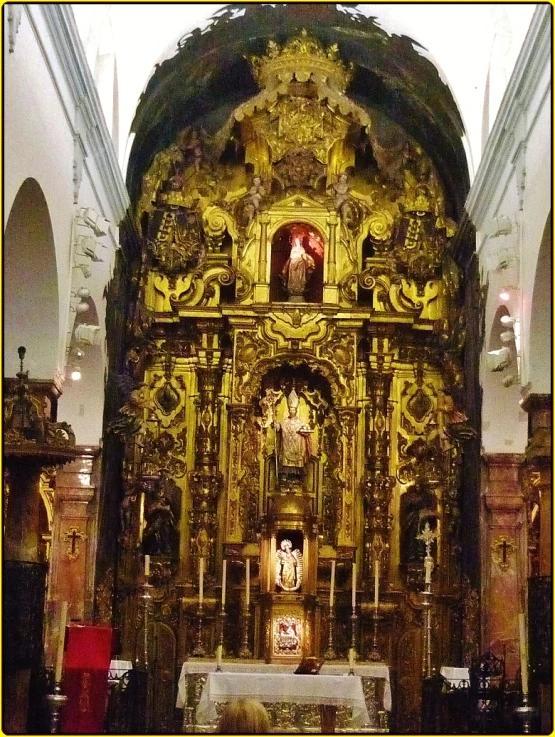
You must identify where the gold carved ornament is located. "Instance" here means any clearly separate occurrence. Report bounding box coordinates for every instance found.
[491,535,515,571]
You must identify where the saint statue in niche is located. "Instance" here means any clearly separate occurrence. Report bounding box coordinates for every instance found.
[281,235,315,302]
[275,539,303,592]
[275,389,312,480]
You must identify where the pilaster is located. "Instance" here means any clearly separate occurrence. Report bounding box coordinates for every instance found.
[481,452,525,677]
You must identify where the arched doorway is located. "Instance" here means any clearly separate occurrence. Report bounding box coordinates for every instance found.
[4,178,59,379]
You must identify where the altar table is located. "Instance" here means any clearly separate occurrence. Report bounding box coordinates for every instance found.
[177,660,390,731]
[198,672,370,730]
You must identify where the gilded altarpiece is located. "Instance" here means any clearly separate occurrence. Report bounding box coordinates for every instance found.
[112,32,475,731]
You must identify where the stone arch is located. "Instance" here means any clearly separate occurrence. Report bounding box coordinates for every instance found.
[528,212,552,393]
[4,178,59,379]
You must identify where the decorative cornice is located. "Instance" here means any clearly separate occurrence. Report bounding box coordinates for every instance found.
[465,5,551,231]
[37,5,130,225]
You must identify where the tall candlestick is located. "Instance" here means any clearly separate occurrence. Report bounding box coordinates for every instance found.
[54,602,68,683]
[518,612,529,696]
[349,647,355,671]
[144,554,150,577]
[351,562,357,608]
[216,643,223,669]
[329,560,336,607]
[424,556,433,584]
[373,559,379,610]
[198,557,204,606]
[221,559,227,608]
[245,558,250,609]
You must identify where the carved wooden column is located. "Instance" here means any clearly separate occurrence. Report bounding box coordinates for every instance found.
[189,321,224,576]
[363,326,394,577]
[481,453,525,677]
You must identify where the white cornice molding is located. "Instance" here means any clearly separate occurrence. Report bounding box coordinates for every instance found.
[465,5,551,230]
[39,4,130,224]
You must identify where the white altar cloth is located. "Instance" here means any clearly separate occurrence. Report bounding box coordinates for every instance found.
[196,672,370,727]
[177,660,391,712]
[440,666,470,686]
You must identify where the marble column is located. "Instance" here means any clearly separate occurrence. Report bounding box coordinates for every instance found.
[481,453,525,677]
[44,450,97,667]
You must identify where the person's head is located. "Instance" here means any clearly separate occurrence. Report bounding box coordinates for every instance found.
[288,405,297,418]
[253,175,261,186]
[281,539,292,552]
[218,699,271,734]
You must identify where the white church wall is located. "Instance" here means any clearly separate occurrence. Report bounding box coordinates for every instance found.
[4,4,129,446]
[466,5,551,454]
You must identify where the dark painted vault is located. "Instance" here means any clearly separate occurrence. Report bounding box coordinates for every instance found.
[128,3,469,221]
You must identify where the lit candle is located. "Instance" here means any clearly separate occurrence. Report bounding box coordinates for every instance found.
[351,562,357,609]
[518,612,529,696]
[144,555,150,577]
[216,644,223,669]
[199,557,204,606]
[221,559,227,608]
[373,559,379,610]
[54,601,68,683]
[245,558,250,609]
[329,560,336,608]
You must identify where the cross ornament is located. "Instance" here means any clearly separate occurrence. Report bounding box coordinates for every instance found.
[64,526,87,561]
[492,535,514,571]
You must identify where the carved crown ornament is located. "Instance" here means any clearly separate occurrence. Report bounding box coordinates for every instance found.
[249,30,353,93]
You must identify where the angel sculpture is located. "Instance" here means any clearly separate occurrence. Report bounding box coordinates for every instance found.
[275,539,303,592]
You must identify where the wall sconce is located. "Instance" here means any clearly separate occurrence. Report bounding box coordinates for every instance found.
[500,315,516,326]
[77,207,110,237]
[74,324,101,346]
[73,262,92,278]
[486,347,511,372]
[501,374,519,388]
[499,288,511,301]
[500,330,515,343]
[70,367,82,381]
[75,234,104,262]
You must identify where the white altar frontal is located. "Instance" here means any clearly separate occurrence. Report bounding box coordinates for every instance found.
[177,660,390,733]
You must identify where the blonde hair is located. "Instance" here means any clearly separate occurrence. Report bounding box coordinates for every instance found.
[218,699,271,734]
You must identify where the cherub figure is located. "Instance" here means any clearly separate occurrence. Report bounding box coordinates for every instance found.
[243,175,266,226]
[329,172,350,214]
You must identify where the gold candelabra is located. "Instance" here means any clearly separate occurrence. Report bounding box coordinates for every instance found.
[417,521,438,678]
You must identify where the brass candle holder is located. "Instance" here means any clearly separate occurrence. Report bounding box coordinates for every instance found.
[215,608,227,671]
[46,682,68,734]
[348,607,358,675]
[141,580,153,668]
[514,695,537,734]
[238,607,252,658]
[368,607,383,662]
[324,604,337,660]
[192,604,206,657]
